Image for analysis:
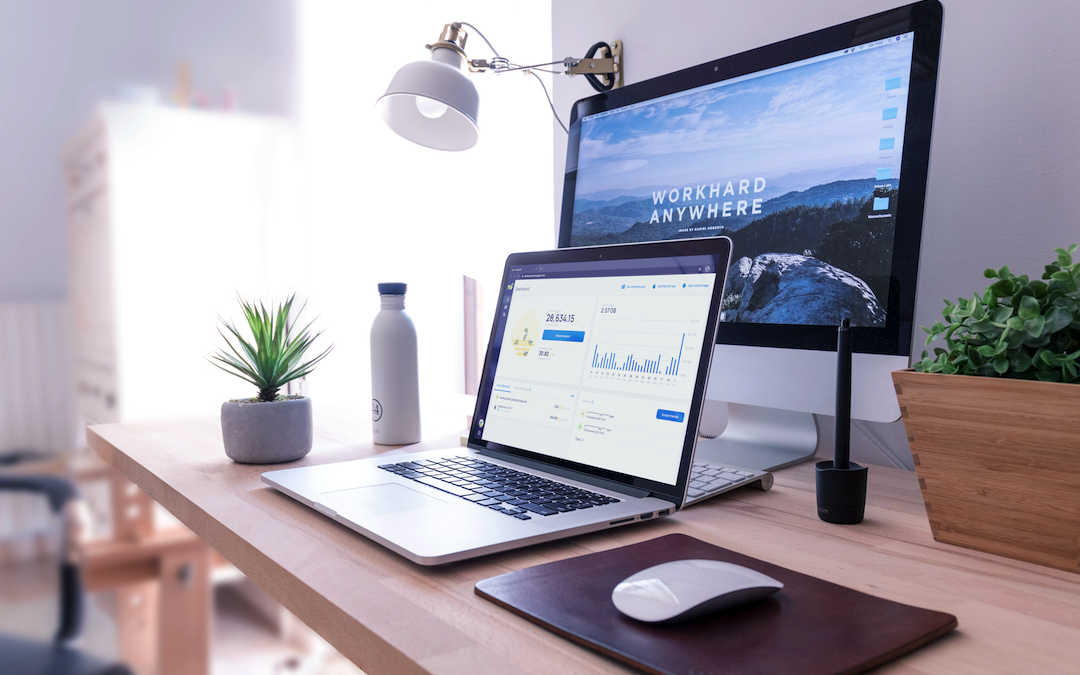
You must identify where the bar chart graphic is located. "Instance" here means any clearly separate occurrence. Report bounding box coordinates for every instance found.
[584,293,709,396]
[591,333,686,375]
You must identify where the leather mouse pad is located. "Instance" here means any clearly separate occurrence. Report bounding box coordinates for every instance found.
[475,533,956,675]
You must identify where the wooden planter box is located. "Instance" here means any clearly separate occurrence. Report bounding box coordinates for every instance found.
[892,369,1080,573]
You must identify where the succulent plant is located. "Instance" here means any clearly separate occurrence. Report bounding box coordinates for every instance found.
[914,244,1080,382]
[210,294,332,402]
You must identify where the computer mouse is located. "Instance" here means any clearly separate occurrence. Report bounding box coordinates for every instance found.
[611,559,783,623]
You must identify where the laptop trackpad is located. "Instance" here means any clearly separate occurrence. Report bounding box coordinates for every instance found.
[320,483,445,517]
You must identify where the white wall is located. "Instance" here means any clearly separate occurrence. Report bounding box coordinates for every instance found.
[297,1,553,415]
[551,0,1080,469]
[0,1,553,442]
[0,0,296,302]
[0,1,296,452]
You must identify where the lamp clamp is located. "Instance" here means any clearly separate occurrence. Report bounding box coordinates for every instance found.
[566,40,622,88]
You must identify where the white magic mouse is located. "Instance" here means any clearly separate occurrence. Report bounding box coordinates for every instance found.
[611,559,783,623]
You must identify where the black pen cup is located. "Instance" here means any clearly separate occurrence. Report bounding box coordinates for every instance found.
[815,461,868,524]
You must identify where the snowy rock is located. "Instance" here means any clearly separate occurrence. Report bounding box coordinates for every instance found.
[722,254,885,326]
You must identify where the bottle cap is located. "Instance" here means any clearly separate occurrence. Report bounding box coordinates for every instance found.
[377,283,407,295]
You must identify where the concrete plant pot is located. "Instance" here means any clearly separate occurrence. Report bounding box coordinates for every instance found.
[221,396,313,464]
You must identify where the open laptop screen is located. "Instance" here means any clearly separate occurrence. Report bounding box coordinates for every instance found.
[469,239,731,496]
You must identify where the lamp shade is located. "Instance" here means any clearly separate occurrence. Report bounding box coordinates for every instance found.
[376,47,480,151]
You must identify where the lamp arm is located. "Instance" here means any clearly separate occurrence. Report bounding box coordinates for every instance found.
[470,57,588,73]
[468,52,622,85]
[455,21,622,90]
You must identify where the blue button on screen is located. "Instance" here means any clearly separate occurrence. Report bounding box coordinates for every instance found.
[542,330,585,342]
[656,409,685,422]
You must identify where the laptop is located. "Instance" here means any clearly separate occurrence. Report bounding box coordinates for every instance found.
[264,237,765,565]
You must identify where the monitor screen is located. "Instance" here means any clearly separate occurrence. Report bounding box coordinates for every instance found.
[558,0,942,356]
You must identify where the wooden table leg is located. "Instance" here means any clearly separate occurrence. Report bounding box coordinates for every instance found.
[159,541,212,675]
[116,580,159,675]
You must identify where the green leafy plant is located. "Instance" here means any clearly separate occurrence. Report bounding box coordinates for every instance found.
[210,294,333,402]
[914,244,1080,382]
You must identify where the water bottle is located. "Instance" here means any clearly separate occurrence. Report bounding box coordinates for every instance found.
[370,282,421,444]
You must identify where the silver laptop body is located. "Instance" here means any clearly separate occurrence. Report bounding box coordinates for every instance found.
[264,238,733,565]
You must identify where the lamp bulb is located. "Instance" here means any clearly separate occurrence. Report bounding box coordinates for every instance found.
[415,96,449,119]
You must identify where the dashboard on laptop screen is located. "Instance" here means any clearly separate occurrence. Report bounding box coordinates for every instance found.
[471,253,723,487]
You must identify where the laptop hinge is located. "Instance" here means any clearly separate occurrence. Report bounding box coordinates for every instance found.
[475,447,652,499]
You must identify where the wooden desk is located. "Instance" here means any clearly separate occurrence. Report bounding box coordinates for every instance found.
[87,409,1080,675]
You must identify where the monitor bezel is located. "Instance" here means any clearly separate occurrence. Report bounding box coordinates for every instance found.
[556,0,943,356]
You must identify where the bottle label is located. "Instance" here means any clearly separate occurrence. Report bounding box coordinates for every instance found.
[371,399,383,422]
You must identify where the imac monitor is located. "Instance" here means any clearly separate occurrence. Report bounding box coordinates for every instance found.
[557,1,942,470]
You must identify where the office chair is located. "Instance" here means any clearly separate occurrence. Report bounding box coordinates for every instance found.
[0,469,134,675]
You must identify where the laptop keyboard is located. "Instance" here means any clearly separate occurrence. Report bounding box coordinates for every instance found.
[378,456,620,520]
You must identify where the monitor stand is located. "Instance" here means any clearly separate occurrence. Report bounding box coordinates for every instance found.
[693,402,819,472]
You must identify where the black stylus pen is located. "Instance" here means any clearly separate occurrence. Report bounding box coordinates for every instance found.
[816,318,866,524]
[834,317,852,470]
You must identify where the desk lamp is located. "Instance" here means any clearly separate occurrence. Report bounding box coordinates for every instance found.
[377,22,623,150]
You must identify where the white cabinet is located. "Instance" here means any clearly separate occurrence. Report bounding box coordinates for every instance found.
[65,104,304,424]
